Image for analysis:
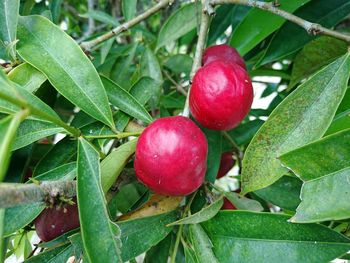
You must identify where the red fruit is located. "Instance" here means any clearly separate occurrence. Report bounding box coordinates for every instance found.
[35,201,80,242]
[134,116,208,196]
[221,197,237,210]
[190,60,253,130]
[217,152,235,178]
[202,44,246,69]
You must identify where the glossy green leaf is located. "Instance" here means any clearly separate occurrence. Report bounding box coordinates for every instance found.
[100,38,115,65]
[13,119,64,150]
[8,63,47,93]
[102,76,153,124]
[23,244,72,263]
[325,110,350,135]
[34,137,77,176]
[337,88,350,114]
[144,234,172,263]
[122,0,137,21]
[34,162,76,181]
[168,198,223,226]
[77,138,121,262]
[49,0,63,24]
[4,203,45,237]
[291,167,350,223]
[242,53,350,193]
[224,192,263,212]
[80,10,119,27]
[141,47,163,83]
[101,139,137,193]
[17,15,114,128]
[156,2,201,50]
[189,224,218,263]
[290,36,348,88]
[164,54,193,75]
[0,0,19,60]
[230,0,310,56]
[226,119,264,147]
[117,212,177,261]
[280,128,350,181]
[0,112,26,181]
[254,176,302,211]
[259,0,350,65]
[202,211,350,263]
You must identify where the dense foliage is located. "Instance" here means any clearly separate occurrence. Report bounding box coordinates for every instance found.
[0,0,350,262]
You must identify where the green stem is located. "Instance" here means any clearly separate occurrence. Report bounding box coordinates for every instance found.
[0,91,81,137]
[84,132,141,140]
[222,131,243,170]
[170,224,184,263]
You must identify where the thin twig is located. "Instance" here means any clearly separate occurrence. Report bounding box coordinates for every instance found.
[80,0,174,50]
[211,0,350,42]
[182,0,213,117]
[84,131,141,140]
[163,70,187,96]
[222,131,243,172]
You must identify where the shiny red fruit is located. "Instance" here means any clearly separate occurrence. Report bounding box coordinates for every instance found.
[35,201,80,242]
[190,60,253,130]
[202,44,246,69]
[221,197,237,210]
[217,152,235,178]
[134,116,208,196]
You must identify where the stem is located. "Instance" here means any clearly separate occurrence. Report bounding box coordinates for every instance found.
[182,0,213,117]
[163,70,187,96]
[84,131,141,140]
[170,224,184,263]
[222,131,243,171]
[211,0,350,43]
[0,91,80,137]
[0,181,76,208]
[80,0,174,50]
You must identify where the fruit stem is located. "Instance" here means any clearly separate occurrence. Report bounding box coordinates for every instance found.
[84,131,141,140]
[222,131,243,172]
[182,0,212,117]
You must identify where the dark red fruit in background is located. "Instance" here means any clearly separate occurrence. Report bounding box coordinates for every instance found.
[35,201,80,242]
[202,44,246,69]
[217,152,235,178]
[190,60,253,130]
[134,116,208,196]
[221,197,237,210]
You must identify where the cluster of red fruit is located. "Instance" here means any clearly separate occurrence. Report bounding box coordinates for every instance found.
[135,45,253,196]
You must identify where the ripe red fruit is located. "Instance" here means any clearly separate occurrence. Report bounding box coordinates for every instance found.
[202,44,246,69]
[221,197,237,210]
[190,60,253,130]
[35,201,80,242]
[134,116,208,196]
[217,152,235,178]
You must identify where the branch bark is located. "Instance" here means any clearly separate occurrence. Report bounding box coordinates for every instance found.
[80,0,174,50]
[211,0,350,43]
[0,181,76,208]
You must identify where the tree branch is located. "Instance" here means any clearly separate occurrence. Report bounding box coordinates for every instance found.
[211,0,350,43]
[182,1,213,117]
[0,181,76,208]
[80,0,174,50]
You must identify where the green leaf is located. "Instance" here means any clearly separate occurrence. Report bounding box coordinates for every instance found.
[224,192,263,212]
[17,15,114,128]
[254,176,302,211]
[34,162,76,181]
[259,0,350,66]
[0,112,26,181]
[156,2,201,50]
[168,198,223,226]
[8,63,47,93]
[290,36,348,88]
[144,234,172,263]
[102,76,153,124]
[203,129,221,183]
[230,0,310,56]
[117,212,177,261]
[49,0,63,24]
[290,167,350,223]
[241,53,350,193]
[80,10,119,27]
[164,54,193,75]
[101,139,137,193]
[100,38,115,65]
[325,110,350,135]
[12,119,64,150]
[0,0,20,60]
[141,47,163,83]
[122,0,137,21]
[202,211,350,263]
[4,203,44,237]
[280,128,350,181]
[23,244,72,263]
[34,137,77,176]
[77,138,121,262]
[226,119,264,147]
[189,224,218,263]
